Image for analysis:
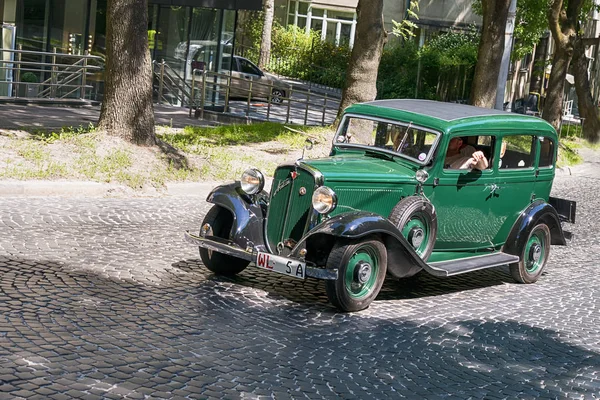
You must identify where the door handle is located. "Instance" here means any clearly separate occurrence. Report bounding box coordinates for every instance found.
[487,183,501,194]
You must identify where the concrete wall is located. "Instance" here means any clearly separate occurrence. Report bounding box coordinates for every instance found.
[416,0,481,27]
[1,0,16,24]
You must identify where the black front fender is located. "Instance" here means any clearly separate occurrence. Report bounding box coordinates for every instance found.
[502,199,567,257]
[207,182,268,252]
[291,211,429,279]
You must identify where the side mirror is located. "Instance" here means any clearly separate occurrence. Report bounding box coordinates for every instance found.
[305,138,315,151]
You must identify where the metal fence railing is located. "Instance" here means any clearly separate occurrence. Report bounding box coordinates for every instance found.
[0,45,104,101]
[152,59,340,126]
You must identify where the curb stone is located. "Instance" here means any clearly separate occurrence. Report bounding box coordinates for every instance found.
[0,179,274,198]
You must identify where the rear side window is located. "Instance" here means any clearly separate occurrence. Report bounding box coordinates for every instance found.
[538,137,555,167]
[499,135,536,169]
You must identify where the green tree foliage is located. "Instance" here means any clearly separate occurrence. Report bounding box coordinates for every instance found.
[511,0,550,60]
[391,0,419,40]
[378,30,479,101]
[377,41,420,99]
[242,23,351,88]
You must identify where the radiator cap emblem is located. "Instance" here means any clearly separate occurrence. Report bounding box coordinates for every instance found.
[299,187,306,195]
[290,171,298,180]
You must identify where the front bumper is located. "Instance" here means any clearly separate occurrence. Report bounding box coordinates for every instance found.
[184,231,338,280]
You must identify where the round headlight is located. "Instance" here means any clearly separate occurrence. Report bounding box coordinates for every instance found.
[240,168,264,195]
[416,169,429,183]
[312,186,337,214]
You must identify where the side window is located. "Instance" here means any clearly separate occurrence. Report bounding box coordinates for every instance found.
[239,59,260,75]
[538,137,555,167]
[499,135,536,169]
[444,135,494,170]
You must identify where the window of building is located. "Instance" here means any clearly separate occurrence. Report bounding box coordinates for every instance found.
[287,0,356,47]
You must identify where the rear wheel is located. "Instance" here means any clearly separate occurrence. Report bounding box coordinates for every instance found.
[271,89,285,104]
[199,206,249,276]
[325,235,387,312]
[509,223,551,284]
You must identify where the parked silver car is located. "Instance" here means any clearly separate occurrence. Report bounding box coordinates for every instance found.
[218,55,289,104]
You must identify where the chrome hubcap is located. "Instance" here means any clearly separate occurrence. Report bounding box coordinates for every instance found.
[530,243,542,262]
[409,227,425,248]
[355,261,372,284]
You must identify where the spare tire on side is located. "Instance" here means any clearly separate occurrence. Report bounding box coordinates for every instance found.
[389,196,437,261]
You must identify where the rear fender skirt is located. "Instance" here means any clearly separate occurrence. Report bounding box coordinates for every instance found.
[207,183,268,252]
[291,211,428,278]
[502,199,567,257]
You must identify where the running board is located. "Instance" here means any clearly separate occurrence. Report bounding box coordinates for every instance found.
[425,252,520,277]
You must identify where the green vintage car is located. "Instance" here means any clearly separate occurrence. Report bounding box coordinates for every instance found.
[185,100,576,312]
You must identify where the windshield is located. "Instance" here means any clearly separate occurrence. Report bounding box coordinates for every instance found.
[334,115,440,164]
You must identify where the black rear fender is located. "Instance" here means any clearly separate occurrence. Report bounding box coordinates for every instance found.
[206,183,268,251]
[292,211,427,278]
[502,200,566,257]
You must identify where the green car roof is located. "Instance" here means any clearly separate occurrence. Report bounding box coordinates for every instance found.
[344,100,557,138]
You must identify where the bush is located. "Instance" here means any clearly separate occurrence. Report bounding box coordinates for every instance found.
[240,23,351,88]
[21,72,39,83]
[238,21,478,96]
[377,40,420,99]
[418,29,479,102]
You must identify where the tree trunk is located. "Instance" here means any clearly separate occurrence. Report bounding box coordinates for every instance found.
[542,0,579,132]
[543,45,572,130]
[259,0,274,69]
[470,0,511,108]
[573,37,600,142]
[529,34,549,95]
[336,0,387,128]
[98,0,156,145]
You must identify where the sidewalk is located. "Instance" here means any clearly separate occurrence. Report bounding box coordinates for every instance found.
[0,103,210,130]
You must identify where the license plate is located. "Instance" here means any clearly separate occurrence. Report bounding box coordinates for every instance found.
[256,252,306,279]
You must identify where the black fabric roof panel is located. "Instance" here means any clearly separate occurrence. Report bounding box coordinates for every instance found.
[364,99,508,121]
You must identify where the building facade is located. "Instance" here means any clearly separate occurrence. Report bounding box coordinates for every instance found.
[0,0,260,96]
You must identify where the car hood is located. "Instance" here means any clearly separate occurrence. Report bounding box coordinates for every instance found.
[263,72,288,87]
[299,155,419,184]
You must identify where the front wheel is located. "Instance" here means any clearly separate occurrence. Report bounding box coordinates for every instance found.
[325,235,387,312]
[509,223,551,284]
[199,206,249,276]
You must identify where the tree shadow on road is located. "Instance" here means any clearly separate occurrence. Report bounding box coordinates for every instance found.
[2,255,599,398]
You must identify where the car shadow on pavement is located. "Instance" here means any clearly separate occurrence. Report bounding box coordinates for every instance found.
[172,258,516,309]
[2,255,599,398]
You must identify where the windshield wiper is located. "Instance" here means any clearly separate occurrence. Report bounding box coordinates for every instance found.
[365,149,395,161]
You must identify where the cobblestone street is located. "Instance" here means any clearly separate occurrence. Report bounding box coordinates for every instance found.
[1,160,599,399]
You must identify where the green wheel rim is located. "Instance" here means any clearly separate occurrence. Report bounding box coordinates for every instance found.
[344,244,379,299]
[402,215,429,256]
[524,229,546,273]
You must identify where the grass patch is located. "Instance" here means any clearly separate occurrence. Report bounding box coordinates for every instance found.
[0,160,67,180]
[158,122,315,151]
[74,149,133,181]
[15,141,50,162]
[557,139,583,168]
[31,123,96,143]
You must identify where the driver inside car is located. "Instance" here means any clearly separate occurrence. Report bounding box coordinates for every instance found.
[445,137,489,170]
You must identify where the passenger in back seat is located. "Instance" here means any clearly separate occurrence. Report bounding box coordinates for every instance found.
[445,137,489,170]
